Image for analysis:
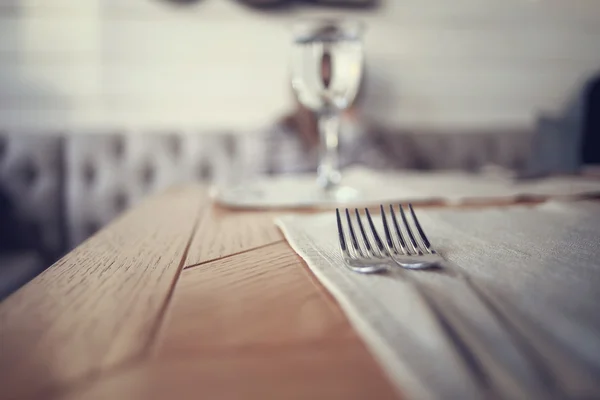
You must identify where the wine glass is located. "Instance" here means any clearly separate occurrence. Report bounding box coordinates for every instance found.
[290,19,365,201]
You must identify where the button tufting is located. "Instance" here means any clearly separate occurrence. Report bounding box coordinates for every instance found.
[113,137,125,159]
[83,162,96,186]
[141,162,155,188]
[113,191,128,213]
[168,136,181,158]
[223,134,237,157]
[197,162,213,180]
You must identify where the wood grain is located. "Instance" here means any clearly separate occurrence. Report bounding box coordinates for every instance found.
[60,338,399,400]
[0,186,205,400]
[157,242,355,355]
[184,206,283,267]
[150,241,401,399]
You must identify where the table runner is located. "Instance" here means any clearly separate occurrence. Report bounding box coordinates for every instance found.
[275,202,600,399]
[215,167,600,208]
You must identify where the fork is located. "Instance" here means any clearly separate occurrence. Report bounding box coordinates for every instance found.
[336,204,442,273]
[337,205,562,397]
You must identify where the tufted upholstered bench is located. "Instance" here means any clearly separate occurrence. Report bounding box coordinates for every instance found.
[64,132,254,248]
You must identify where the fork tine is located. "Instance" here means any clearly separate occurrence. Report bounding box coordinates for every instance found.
[408,204,436,254]
[345,208,363,257]
[364,208,387,256]
[335,209,347,253]
[389,204,408,254]
[354,208,373,254]
[379,205,396,252]
[399,204,423,255]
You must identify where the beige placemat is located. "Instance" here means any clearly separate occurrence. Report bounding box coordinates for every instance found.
[214,167,600,209]
[275,202,600,399]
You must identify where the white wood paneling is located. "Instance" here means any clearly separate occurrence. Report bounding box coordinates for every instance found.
[103,0,600,24]
[367,25,600,62]
[0,19,98,54]
[0,0,94,17]
[0,0,599,131]
[0,64,99,97]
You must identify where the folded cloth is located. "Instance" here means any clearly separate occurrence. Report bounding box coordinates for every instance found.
[275,201,600,400]
[215,167,600,209]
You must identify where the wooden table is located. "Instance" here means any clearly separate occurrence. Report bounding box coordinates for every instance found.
[0,186,401,400]
[6,174,600,400]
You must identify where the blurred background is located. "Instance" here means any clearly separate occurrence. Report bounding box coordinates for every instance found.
[1,0,599,128]
[1,0,599,298]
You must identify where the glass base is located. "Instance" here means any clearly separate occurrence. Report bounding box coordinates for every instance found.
[213,177,361,209]
[315,185,359,203]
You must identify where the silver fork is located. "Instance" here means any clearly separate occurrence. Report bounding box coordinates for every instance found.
[336,204,442,273]
[336,208,389,273]
[378,204,443,269]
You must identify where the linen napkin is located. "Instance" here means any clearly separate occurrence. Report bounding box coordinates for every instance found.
[275,202,600,400]
[215,167,600,209]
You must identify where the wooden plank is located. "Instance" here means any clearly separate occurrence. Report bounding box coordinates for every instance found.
[56,222,399,399]
[184,207,283,267]
[158,242,354,355]
[59,343,400,400]
[0,186,205,400]
[150,242,400,399]
[64,241,399,398]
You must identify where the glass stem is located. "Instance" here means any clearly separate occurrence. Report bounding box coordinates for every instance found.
[316,109,341,191]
